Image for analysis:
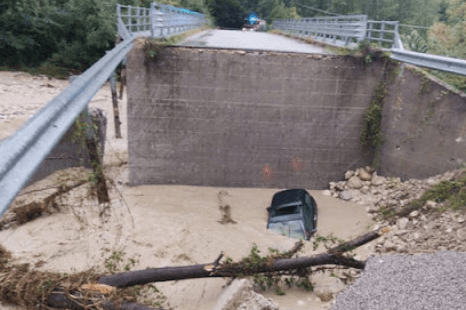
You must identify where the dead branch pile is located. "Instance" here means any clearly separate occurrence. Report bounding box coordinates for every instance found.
[0,246,155,310]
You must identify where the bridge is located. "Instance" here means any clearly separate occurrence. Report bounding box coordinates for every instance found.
[1,2,466,216]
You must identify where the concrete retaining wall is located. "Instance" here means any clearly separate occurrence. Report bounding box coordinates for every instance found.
[127,46,385,188]
[379,66,466,180]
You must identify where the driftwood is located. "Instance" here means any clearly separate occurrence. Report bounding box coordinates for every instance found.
[48,293,163,310]
[98,229,385,288]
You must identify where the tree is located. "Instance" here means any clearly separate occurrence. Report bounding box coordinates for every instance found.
[205,0,245,28]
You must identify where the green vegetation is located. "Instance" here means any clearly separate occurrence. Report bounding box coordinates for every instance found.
[225,243,313,294]
[0,0,207,78]
[377,171,466,221]
[360,60,399,169]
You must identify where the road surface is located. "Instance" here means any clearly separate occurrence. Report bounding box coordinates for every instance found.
[179,29,333,54]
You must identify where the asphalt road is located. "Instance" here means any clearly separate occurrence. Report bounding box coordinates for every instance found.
[179,29,333,54]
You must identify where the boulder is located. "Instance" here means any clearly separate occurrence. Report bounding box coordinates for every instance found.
[371,173,385,186]
[213,279,280,310]
[345,170,354,180]
[397,217,409,230]
[359,168,372,181]
[457,228,466,241]
[322,190,332,196]
[347,176,363,189]
[339,190,353,201]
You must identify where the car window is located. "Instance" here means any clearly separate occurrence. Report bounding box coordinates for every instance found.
[274,205,300,216]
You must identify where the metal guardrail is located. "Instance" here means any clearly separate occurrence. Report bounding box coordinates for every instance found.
[273,15,368,46]
[117,2,206,39]
[273,15,466,76]
[0,3,206,217]
[391,49,466,76]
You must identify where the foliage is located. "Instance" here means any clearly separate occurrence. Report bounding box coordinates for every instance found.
[224,243,314,294]
[205,0,245,28]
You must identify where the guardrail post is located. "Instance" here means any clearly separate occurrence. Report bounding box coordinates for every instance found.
[150,3,155,38]
[154,6,164,37]
[393,22,400,49]
[380,22,385,47]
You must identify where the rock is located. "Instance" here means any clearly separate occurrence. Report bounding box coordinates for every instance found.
[359,168,372,181]
[457,228,466,241]
[427,178,437,186]
[331,192,339,198]
[322,190,332,197]
[425,200,437,209]
[371,173,385,186]
[397,217,409,230]
[383,239,395,251]
[336,181,346,191]
[329,182,336,190]
[339,190,353,201]
[409,211,419,218]
[213,279,280,310]
[347,176,363,189]
[345,170,354,180]
[315,289,333,302]
[457,216,465,223]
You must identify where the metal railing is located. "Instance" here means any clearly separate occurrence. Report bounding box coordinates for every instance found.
[273,15,368,46]
[365,20,399,49]
[116,2,206,39]
[0,3,206,217]
[273,15,466,76]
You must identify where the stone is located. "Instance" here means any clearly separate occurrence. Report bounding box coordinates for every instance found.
[359,168,372,181]
[339,190,353,201]
[409,211,419,218]
[329,182,336,190]
[345,170,354,180]
[457,216,465,223]
[315,289,333,302]
[213,279,280,310]
[331,192,339,198]
[371,173,386,186]
[457,228,466,241]
[322,190,332,197]
[427,178,437,186]
[397,217,409,230]
[383,239,395,251]
[425,200,437,209]
[347,176,363,189]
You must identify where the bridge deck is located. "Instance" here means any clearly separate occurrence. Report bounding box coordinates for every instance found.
[179,29,333,54]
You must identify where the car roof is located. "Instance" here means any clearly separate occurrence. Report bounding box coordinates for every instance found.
[271,189,307,209]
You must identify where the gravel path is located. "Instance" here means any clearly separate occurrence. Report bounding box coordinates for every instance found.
[332,252,466,310]
[179,29,332,54]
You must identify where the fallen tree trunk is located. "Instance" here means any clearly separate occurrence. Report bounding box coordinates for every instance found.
[48,293,163,310]
[99,229,385,288]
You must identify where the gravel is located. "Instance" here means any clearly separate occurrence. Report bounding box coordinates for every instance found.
[332,252,466,310]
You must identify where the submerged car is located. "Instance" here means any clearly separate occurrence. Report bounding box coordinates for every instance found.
[266,189,317,240]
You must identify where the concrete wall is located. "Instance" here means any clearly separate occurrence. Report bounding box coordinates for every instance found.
[379,65,466,180]
[127,46,385,188]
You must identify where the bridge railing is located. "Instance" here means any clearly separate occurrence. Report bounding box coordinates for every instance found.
[365,20,399,49]
[0,3,206,217]
[273,15,466,76]
[273,15,368,46]
[117,2,206,39]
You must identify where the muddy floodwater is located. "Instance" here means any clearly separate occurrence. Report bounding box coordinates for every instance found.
[0,71,375,310]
